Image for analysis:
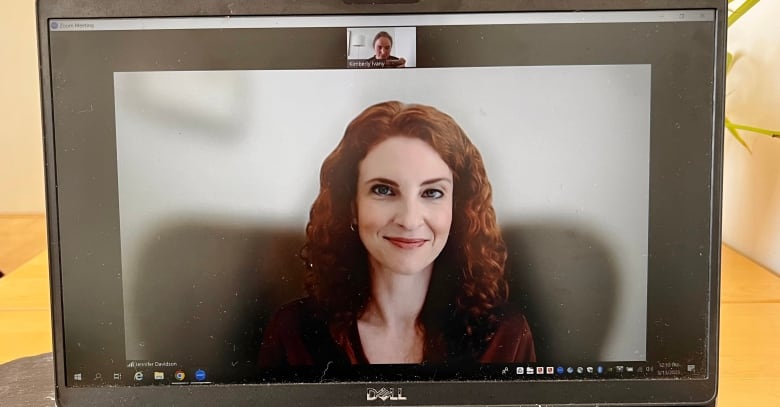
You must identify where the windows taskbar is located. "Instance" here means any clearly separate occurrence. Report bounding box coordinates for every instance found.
[67,360,704,386]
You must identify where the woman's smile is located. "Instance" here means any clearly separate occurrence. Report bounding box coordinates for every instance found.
[384,236,429,249]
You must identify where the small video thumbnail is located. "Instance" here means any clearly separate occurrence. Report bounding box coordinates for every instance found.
[346,27,416,68]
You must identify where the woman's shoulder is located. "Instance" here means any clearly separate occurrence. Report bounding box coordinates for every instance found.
[267,297,321,329]
[259,296,334,366]
[272,297,313,316]
[479,309,536,363]
[496,309,533,336]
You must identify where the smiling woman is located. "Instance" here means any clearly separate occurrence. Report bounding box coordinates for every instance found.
[258,101,535,366]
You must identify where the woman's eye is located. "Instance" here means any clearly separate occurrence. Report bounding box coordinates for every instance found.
[422,189,444,199]
[371,184,394,196]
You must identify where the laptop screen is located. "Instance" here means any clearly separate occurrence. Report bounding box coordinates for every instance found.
[41,3,723,406]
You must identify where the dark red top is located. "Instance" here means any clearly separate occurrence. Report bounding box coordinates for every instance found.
[258,297,535,366]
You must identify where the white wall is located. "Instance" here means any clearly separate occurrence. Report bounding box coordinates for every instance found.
[0,0,45,214]
[392,27,417,67]
[722,0,780,275]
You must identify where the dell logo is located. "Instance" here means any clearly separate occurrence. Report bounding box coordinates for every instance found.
[366,387,407,401]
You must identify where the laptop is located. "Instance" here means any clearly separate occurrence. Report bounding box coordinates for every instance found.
[37,0,725,405]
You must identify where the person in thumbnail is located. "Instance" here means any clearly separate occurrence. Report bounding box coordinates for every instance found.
[258,101,534,366]
[367,31,406,68]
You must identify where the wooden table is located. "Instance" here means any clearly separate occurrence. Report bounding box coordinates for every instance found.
[719,244,780,406]
[0,215,51,363]
[1,215,779,405]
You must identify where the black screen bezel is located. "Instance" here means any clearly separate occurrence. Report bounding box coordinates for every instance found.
[37,0,725,405]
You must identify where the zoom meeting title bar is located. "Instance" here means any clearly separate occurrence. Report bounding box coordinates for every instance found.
[50,10,714,32]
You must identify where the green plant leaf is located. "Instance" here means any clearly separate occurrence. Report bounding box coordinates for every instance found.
[726,125,751,152]
[726,52,734,74]
[727,121,780,138]
[728,0,761,27]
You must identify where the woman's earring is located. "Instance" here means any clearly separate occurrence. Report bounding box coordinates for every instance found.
[350,223,357,232]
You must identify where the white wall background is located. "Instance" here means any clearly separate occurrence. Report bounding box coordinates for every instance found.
[722,0,780,275]
[0,0,45,214]
[115,65,651,360]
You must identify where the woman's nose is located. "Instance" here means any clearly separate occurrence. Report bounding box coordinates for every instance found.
[394,199,424,230]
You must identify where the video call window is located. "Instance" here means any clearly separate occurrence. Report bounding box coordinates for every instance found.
[115,64,650,375]
[347,27,417,68]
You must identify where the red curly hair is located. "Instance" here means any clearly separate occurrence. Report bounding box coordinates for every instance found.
[301,101,508,360]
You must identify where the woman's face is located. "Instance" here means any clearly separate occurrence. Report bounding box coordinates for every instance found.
[355,136,453,277]
[373,36,392,59]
